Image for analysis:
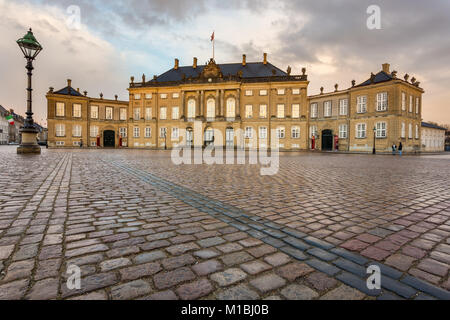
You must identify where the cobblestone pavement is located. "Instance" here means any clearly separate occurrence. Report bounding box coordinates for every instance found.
[0,146,449,300]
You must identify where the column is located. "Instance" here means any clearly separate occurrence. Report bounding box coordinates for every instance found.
[236,89,241,118]
[215,89,220,118]
[196,91,200,117]
[200,91,204,117]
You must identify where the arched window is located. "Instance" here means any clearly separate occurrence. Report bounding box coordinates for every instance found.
[207,98,215,120]
[187,99,196,119]
[226,97,235,119]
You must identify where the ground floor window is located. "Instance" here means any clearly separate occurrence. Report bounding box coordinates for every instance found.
[90,126,99,138]
[172,127,179,140]
[145,127,151,138]
[259,127,267,139]
[56,124,65,137]
[276,127,285,139]
[72,125,82,137]
[134,127,140,138]
[356,123,366,138]
[376,122,387,138]
[339,124,348,139]
[245,127,253,139]
[291,126,300,139]
[120,127,127,138]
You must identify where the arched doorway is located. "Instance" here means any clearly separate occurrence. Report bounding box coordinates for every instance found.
[322,129,333,151]
[103,130,115,148]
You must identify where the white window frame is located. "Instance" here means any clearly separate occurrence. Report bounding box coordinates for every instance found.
[339,99,348,116]
[310,103,318,118]
[56,102,65,117]
[145,127,151,138]
[276,126,285,139]
[409,96,413,113]
[277,89,285,95]
[90,126,99,138]
[376,122,387,138]
[245,127,253,139]
[133,108,140,120]
[245,90,253,96]
[415,97,420,114]
[72,124,82,137]
[226,98,236,119]
[172,93,179,99]
[402,92,406,111]
[292,104,300,119]
[73,104,81,118]
[339,124,348,139]
[206,99,215,119]
[401,122,406,138]
[259,105,267,118]
[291,126,300,139]
[145,93,152,100]
[91,106,98,119]
[105,107,113,120]
[172,107,179,120]
[145,107,152,120]
[187,99,196,119]
[259,127,267,139]
[415,124,419,139]
[310,125,318,139]
[376,92,388,111]
[160,127,167,138]
[356,123,367,139]
[245,105,253,119]
[259,90,267,96]
[55,124,65,137]
[409,123,413,138]
[134,94,141,100]
[160,93,168,99]
[120,108,127,121]
[160,107,167,120]
[292,88,300,95]
[324,101,332,117]
[133,127,140,138]
[119,127,127,138]
[172,127,179,140]
[277,104,285,118]
[357,96,367,113]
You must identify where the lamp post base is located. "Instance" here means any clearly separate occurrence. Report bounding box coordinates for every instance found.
[17,131,41,154]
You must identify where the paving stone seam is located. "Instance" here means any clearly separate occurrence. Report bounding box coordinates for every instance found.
[109,160,450,300]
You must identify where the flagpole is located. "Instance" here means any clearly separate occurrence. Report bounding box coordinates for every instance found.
[213,32,215,60]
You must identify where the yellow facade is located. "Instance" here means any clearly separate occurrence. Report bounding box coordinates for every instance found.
[47,60,425,153]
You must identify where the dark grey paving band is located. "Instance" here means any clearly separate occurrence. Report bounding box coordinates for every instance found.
[109,160,450,300]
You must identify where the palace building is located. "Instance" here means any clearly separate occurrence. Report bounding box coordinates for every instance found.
[47,54,424,152]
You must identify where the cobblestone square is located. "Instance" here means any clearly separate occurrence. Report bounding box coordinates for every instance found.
[0,146,449,300]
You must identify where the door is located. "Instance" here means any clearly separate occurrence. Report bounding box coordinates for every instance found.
[321,129,333,151]
[226,128,234,147]
[103,130,115,148]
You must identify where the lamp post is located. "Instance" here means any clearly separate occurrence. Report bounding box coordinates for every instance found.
[16,28,43,154]
[373,126,376,154]
[164,130,167,150]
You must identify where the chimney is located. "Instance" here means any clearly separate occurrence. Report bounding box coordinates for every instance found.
[49,87,54,93]
[115,95,118,101]
[193,57,198,69]
[142,74,146,83]
[263,53,268,65]
[334,84,339,92]
[83,91,88,96]
[242,54,246,66]
[100,93,103,99]
[320,87,324,95]
[77,88,80,93]
[67,79,72,87]
[382,63,390,73]
[174,58,179,70]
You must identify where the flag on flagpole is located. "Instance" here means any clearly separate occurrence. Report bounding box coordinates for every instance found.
[211,31,215,42]
[6,115,14,125]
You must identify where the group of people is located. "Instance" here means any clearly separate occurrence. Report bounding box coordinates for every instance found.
[392,142,403,155]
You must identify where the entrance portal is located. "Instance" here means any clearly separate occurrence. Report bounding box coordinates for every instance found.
[321,129,333,151]
[103,130,115,148]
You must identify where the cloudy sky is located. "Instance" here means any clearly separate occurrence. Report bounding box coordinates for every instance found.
[1,0,449,126]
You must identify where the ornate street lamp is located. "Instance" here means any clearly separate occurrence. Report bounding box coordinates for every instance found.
[373,126,376,154]
[16,28,43,154]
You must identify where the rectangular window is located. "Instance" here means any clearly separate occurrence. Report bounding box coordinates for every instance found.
[73,104,81,118]
[357,96,367,113]
[172,107,179,120]
[409,123,413,138]
[292,104,300,118]
[310,126,318,138]
[120,108,127,120]
[245,105,253,118]
[145,93,152,99]
[415,98,420,114]
[276,127,285,139]
[133,127,140,138]
[160,127,167,138]
[90,126,99,138]
[134,94,141,100]
[376,122,387,138]
[401,122,406,138]
[172,93,179,99]
[259,105,267,118]
[339,99,348,115]
[339,124,348,139]
[376,92,388,111]
[55,124,65,137]
[72,125,82,137]
[91,106,98,119]
[245,90,253,96]
[356,123,367,138]
[291,126,300,139]
[415,124,419,139]
[245,127,253,139]
[133,108,140,120]
[310,103,318,118]
[172,127,179,140]
[119,127,127,138]
[409,96,413,112]
[145,127,151,138]
[160,93,168,99]
[160,107,167,120]
[292,88,300,95]
[259,127,267,139]
[277,104,285,118]
[324,101,332,117]
[56,102,65,117]
[277,89,285,95]
[402,92,406,111]
[259,90,267,96]
[145,108,152,120]
[105,107,113,120]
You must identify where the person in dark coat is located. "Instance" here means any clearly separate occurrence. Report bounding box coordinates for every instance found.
[398,142,403,156]
[392,143,397,155]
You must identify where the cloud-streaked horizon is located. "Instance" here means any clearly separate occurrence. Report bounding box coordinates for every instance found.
[1,0,450,127]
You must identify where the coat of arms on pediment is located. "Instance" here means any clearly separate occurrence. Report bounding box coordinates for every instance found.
[200,58,223,79]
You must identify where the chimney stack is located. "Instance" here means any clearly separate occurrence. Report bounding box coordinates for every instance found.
[67,79,72,87]
[77,88,80,93]
[174,58,179,70]
[49,87,54,93]
[100,93,103,99]
[382,63,390,74]
[142,74,146,83]
[115,95,118,101]
[263,53,268,65]
[84,91,88,96]
[130,76,134,84]
[242,54,246,66]
[193,57,197,69]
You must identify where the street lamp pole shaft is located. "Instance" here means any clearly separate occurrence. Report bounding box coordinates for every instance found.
[25,59,34,129]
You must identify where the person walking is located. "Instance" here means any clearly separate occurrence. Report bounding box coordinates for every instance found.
[392,143,397,155]
[398,142,403,156]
